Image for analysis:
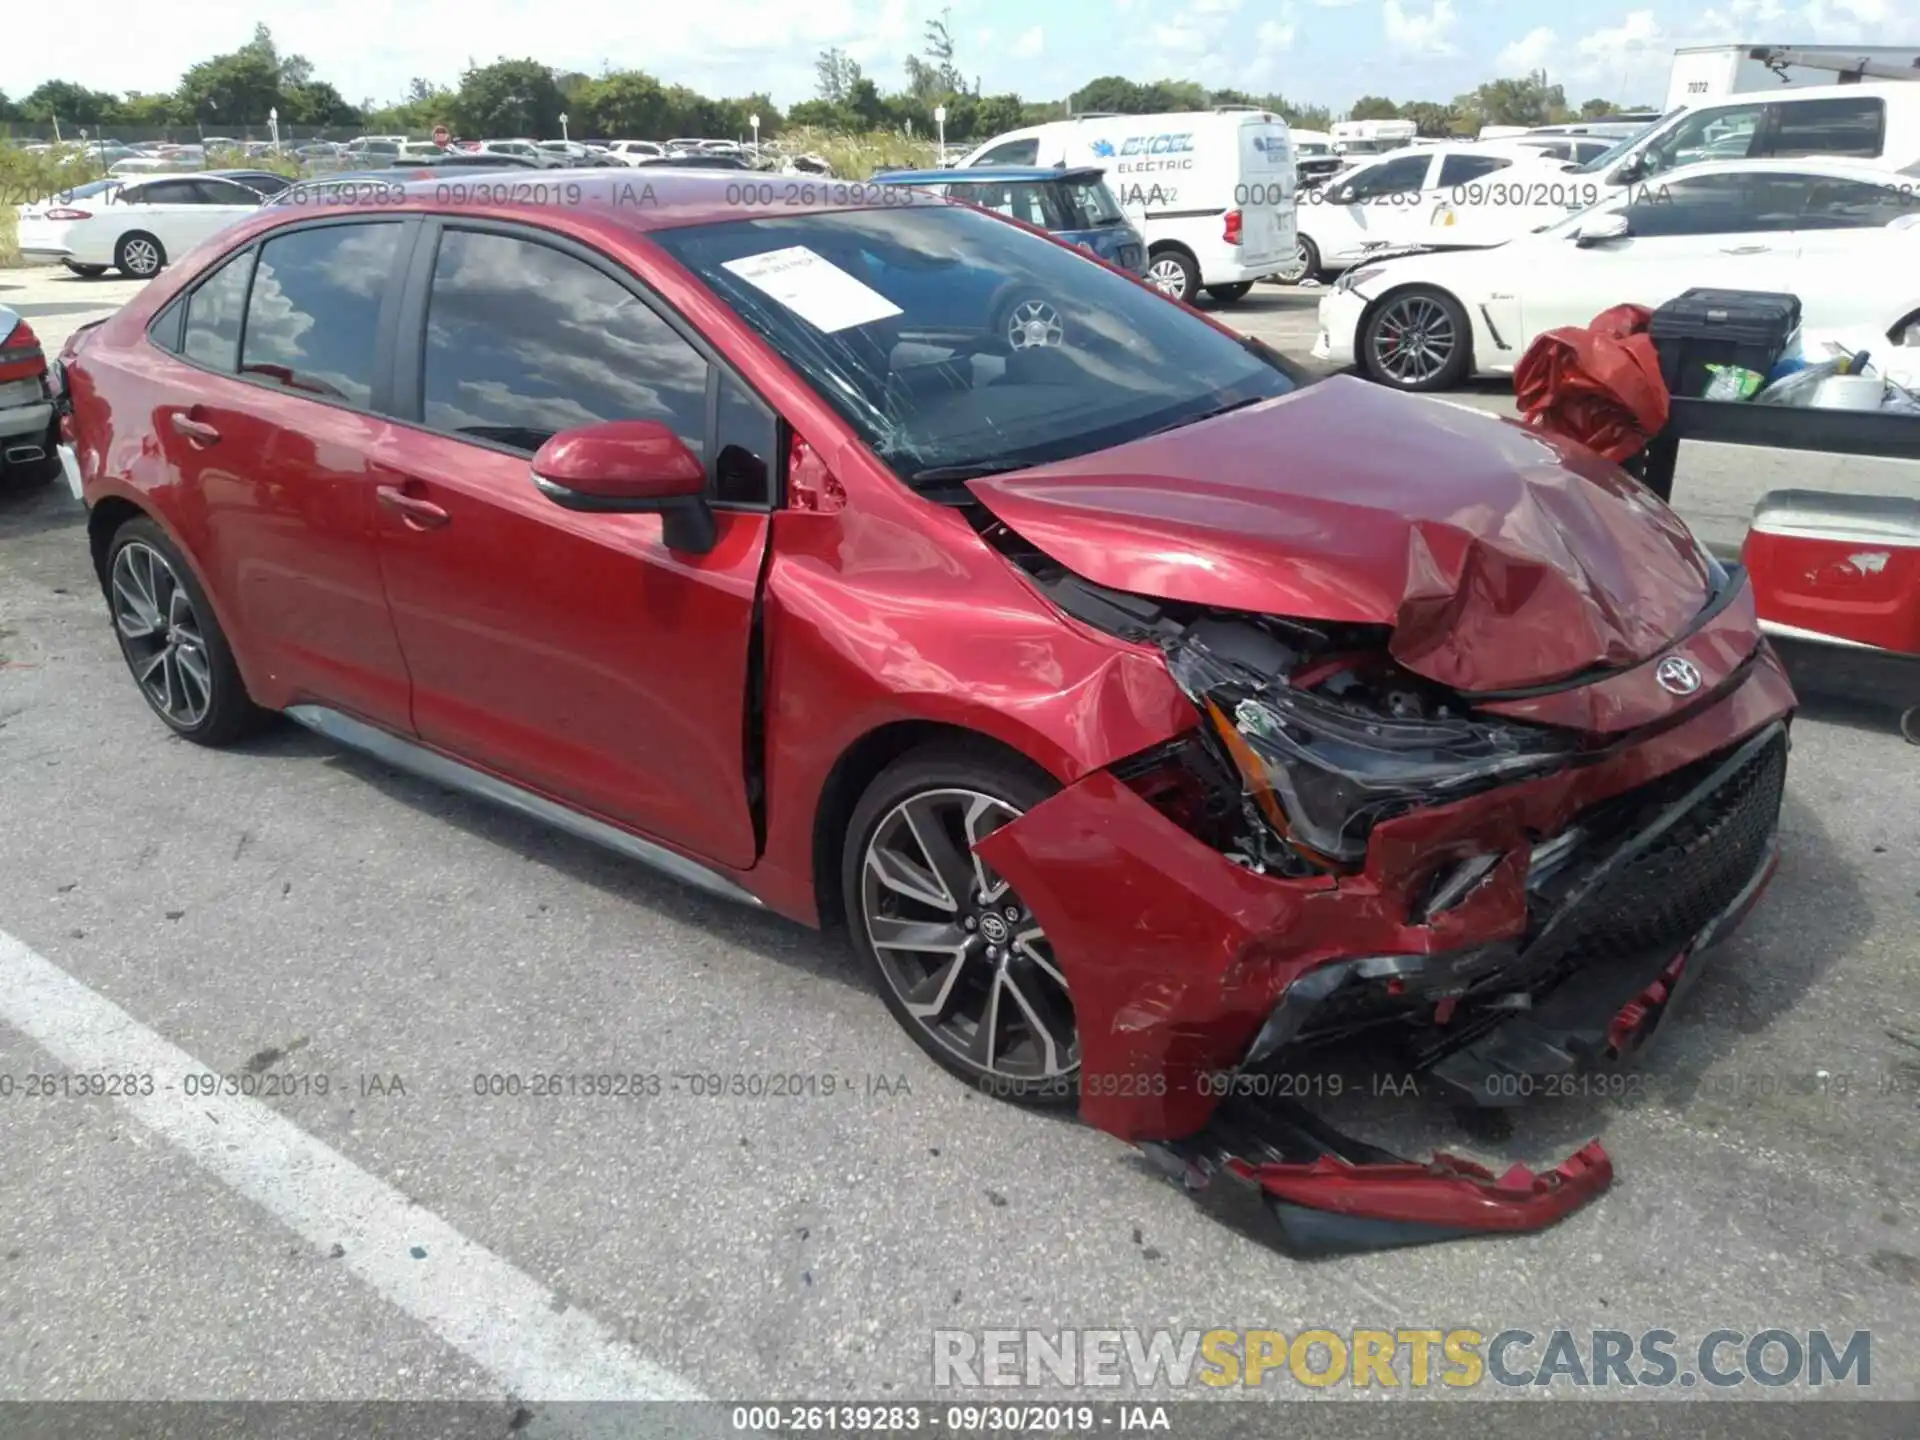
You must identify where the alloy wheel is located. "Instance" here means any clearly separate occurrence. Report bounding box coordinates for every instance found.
[1145,256,1188,297]
[1368,293,1457,385]
[122,238,161,277]
[1005,299,1064,351]
[1273,239,1312,285]
[110,541,213,728]
[860,788,1079,1080]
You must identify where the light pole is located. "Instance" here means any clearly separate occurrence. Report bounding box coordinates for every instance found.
[560,112,570,143]
[749,112,760,156]
[268,107,280,152]
[934,104,947,164]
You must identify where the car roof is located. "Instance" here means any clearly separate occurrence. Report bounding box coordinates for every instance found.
[249,167,948,233]
[881,166,1104,184]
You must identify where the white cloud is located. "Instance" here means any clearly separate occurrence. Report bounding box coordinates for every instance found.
[1257,20,1299,50]
[1011,26,1045,60]
[1495,26,1557,75]
[1382,0,1458,58]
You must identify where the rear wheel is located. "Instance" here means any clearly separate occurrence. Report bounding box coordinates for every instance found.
[62,261,109,279]
[104,518,271,745]
[114,232,166,280]
[843,744,1079,1105]
[1273,235,1321,286]
[1143,247,1199,304]
[1204,282,1254,304]
[1359,286,1472,392]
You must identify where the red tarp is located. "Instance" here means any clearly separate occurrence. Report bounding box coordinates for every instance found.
[1515,303,1671,463]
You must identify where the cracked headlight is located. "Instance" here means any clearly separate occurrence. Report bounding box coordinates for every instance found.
[1170,642,1575,868]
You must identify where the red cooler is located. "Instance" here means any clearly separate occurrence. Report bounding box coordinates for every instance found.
[1741,489,1920,655]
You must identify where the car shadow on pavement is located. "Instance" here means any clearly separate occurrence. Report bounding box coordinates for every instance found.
[226,721,858,984]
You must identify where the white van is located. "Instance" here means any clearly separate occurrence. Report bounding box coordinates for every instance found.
[960,110,1296,305]
[1569,82,1920,197]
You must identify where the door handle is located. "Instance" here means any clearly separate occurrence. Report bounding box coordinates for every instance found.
[169,412,220,445]
[1719,245,1769,255]
[375,484,451,530]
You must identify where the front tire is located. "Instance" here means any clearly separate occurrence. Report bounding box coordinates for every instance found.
[843,743,1079,1105]
[1359,285,1472,392]
[114,232,166,280]
[104,518,271,745]
[1143,247,1200,304]
[1204,282,1253,304]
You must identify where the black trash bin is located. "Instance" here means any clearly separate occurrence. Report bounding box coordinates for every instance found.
[1648,289,1801,401]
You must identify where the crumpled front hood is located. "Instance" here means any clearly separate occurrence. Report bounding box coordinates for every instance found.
[967,375,1711,693]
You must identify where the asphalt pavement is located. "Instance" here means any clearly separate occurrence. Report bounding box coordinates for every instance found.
[2,264,1917,1419]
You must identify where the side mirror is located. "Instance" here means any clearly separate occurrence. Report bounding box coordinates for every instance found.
[530,419,716,552]
[1573,212,1630,247]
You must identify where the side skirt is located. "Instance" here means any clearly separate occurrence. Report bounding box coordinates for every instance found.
[283,704,766,911]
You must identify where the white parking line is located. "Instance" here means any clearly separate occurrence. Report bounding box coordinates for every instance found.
[0,927,707,1402]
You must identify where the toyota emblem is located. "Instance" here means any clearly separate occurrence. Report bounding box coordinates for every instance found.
[1655,655,1702,696]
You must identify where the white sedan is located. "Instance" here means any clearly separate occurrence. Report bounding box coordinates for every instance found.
[1313,158,1920,391]
[1279,141,1581,282]
[16,174,266,280]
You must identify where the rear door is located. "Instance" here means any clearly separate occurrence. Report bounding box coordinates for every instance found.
[112,179,205,259]
[1235,120,1294,266]
[1787,172,1920,329]
[143,218,419,727]
[370,220,778,867]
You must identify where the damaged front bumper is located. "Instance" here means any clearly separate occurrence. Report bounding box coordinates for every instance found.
[971,648,1795,1255]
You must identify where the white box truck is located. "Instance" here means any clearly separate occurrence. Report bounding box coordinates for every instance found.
[1665,44,1920,110]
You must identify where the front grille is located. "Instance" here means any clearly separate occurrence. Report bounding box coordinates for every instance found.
[1530,730,1787,968]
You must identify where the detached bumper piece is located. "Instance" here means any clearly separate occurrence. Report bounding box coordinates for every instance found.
[1142,1100,1612,1256]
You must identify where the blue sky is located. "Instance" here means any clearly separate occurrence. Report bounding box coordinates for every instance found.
[4,0,1913,115]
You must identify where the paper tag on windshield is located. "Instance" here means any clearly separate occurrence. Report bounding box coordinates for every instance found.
[722,246,902,333]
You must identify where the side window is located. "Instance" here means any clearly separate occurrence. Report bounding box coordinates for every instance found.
[1437,154,1512,187]
[1762,97,1886,158]
[1642,104,1763,176]
[192,179,259,206]
[1342,153,1429,200]
[137,180,198,205]
[181,248,256,370]
[714,372,777,506]
[1621,173,1801,237]
[420,229,710,458]
[1797,176,1920,230]
[971,138,1039,166]
[241,223,400,409]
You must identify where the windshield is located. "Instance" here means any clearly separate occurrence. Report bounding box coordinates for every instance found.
[651,206,1293,486]
[1569,109,1677,174]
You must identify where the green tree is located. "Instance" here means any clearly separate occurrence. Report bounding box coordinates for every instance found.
[453,58,565,137]
[814,48,863,104]
[1580,96,1614,118]
[1399,100,1465,137]
[1070,76,1146,113]
[280,81,359,127]
[0,90,18,124]
[20,80,124,125]
[579,71,673,138]
[1349,94,1400,120]
[1468,71,1566,127]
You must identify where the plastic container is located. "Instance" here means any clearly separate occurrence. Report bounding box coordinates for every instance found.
[1810,374,1886,411]
[1649,289,1803,401]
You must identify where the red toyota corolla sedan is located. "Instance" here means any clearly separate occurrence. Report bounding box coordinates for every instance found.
[57,172,1794,1253]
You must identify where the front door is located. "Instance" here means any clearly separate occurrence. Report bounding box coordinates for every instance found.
[371,223,778,868]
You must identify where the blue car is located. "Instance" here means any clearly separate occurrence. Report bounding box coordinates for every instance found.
[875,166,1147,276]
